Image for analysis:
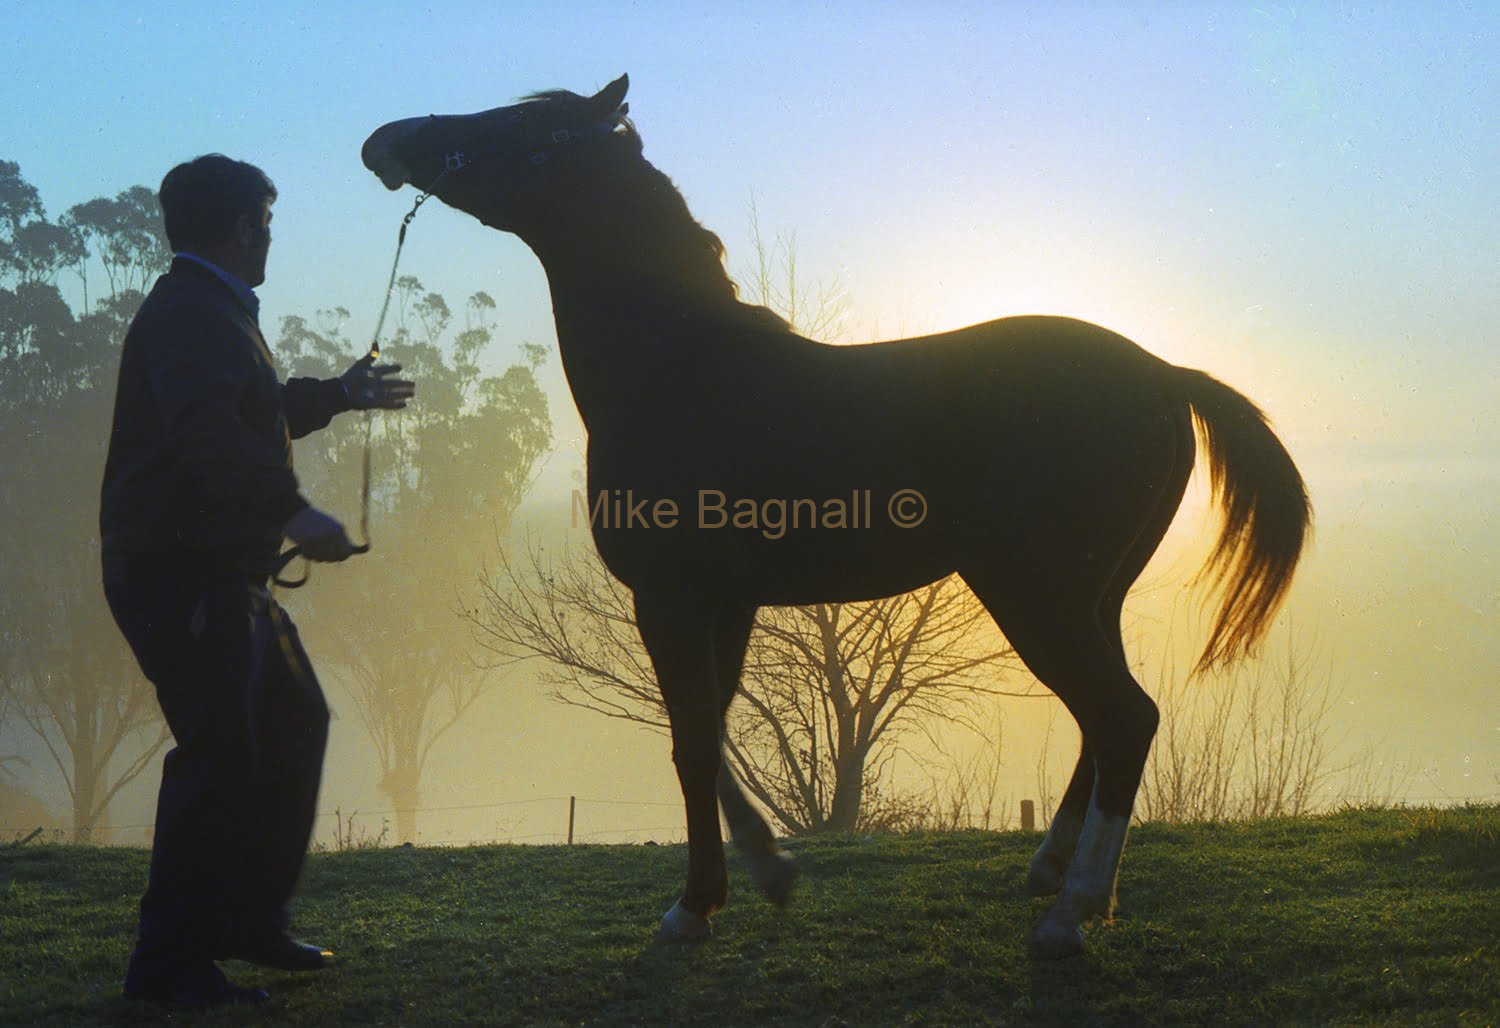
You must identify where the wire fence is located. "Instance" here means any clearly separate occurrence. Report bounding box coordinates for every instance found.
[4,790,1497,849]
[0,794,691,849]
[310,794,689,849]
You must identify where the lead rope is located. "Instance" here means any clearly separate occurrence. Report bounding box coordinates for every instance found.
[272,175,445,589]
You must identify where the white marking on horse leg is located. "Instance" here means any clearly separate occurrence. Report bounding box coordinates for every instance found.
[1025,806,1085,896]
[657,899,712,942]
[1028,805,1132,960]
[1067,806,1130,917]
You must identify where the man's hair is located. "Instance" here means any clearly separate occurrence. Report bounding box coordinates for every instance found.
[158,154,277,251]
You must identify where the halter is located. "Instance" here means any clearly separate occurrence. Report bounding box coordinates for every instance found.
[417,105,629,187]
[358,110,623,360]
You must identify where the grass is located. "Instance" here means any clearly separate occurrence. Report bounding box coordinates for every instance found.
[1,806,1495,1025]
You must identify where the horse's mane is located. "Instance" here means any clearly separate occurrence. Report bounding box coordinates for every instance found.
[524,89,792,336]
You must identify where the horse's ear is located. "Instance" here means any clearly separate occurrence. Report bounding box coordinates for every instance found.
[593,74,629,116]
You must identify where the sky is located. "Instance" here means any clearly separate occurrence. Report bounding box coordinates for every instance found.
[2,2,1496,839]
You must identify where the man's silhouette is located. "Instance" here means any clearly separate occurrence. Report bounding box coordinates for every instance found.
[100,154,412,1007]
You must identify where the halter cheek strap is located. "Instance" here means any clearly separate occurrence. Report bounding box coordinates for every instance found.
[425,112,628,186]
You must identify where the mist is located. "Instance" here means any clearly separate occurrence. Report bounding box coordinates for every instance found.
[2,4,1496,846]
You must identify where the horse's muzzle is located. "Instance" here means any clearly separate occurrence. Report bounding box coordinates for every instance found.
[361,119,426,190]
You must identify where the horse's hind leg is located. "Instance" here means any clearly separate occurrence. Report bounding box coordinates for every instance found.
[634,590,729,941]
[965,577,1159,959]
[711,605,798,906]
[1025,577,1151,901]
[1026,414,1193,899]
[1022,545,1180,899]
[1019,579,1149,897]
[1027,618,1158,959]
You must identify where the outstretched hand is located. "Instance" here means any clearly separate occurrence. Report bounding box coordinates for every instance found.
[340,354,415,410]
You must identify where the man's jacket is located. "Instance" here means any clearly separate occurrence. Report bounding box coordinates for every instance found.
[100,257,349,580]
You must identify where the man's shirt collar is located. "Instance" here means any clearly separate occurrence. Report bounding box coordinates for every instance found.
[174,252,260,320]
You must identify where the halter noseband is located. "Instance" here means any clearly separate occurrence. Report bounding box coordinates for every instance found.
[420,107,628,192]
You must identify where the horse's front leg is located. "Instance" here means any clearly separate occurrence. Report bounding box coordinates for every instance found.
[635,590,728,941]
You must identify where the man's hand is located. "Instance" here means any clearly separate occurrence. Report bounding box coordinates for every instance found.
[284,506,356,562]
[340,354,415,410]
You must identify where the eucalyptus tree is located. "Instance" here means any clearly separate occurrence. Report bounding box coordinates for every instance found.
[276,276,552,843]
[0,162,168,841]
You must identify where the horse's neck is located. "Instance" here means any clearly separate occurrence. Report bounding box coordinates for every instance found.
[523,159,745,426]
[538,258,705,430]
[531,159,735,300]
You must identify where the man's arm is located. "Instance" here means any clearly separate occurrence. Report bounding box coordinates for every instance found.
[282,376,350,439]
[283,357,414,438]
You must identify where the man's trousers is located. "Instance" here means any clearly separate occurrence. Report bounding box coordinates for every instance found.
[106,568,329,984]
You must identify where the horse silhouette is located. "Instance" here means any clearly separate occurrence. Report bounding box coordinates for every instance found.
[363,75,1310,959]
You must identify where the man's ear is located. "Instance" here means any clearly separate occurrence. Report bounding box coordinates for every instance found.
[235,213,255,248]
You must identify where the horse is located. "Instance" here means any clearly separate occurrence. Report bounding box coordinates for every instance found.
[362,74,1310,960]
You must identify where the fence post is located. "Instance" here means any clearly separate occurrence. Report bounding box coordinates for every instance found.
[9,827,43,848]
[1020,799,1035,832]
[567,795,576,845]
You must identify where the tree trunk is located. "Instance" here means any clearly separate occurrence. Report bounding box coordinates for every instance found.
[380,763,421,844]
[825,751,866,832]
[70,684,98,843]
[71,781,97,844]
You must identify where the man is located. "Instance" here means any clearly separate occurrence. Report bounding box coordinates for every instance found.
[99,154,414,1007]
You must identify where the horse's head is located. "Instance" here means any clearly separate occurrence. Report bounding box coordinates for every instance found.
[362,75,633,231]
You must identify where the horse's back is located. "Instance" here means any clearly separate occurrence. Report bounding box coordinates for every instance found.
[590,313,1193,603]
[827,315,1174,396]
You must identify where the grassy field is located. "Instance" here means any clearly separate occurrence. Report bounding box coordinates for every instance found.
[1,806,1495,1025]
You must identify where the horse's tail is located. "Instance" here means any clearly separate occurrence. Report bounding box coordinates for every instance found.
[1175,367,1311,673]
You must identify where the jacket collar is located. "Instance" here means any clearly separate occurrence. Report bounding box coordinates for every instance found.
[171,253,261,320]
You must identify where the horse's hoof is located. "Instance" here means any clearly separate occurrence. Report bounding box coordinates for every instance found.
[750,852,799,908]
[656,900,712,942]
[1028,890,1113,960]
[1027,918,1086,961]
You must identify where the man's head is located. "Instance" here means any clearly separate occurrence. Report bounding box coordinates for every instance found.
[159,155,277,287]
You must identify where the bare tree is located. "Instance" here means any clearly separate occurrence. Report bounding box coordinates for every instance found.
[471,539,658,726]
[740,195,849,343]
[1135,627,1389,822]
[855,710,1014,833]
[472,536,1028,834]
[729,590,1025,832]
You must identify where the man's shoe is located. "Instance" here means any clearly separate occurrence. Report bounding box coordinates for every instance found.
[220,935,332,972]
[124,964,269,1007]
